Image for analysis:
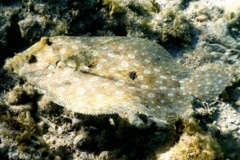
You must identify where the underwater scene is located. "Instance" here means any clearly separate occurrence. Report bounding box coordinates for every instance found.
[0,0,239,159]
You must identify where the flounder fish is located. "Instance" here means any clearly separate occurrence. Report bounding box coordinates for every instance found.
[5,36,231,120]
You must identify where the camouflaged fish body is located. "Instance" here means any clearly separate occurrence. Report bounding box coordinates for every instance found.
[8,36,231,120]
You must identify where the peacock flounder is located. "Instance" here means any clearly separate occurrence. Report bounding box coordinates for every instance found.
[6,36,231,120]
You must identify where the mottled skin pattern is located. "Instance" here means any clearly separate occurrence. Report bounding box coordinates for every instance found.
[7,36,231,120]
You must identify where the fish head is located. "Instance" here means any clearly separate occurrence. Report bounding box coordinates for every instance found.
[8,37,61,80]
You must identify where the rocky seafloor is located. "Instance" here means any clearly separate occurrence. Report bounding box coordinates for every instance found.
[0,0,239,159]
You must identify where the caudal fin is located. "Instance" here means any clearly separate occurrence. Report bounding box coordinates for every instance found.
[181,67,231,101]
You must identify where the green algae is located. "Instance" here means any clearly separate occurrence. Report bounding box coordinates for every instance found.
[153,7,193,46]
[154,118,223,160]
[0,111,55,159]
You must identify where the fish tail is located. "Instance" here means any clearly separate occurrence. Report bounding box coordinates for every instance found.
[181,67,231,101]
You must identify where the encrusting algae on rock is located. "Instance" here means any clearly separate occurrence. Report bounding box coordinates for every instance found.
[4,36,231,120]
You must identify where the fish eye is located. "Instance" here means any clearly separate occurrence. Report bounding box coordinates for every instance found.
[129,71,137,80]
[40,37,52,46]
[27,54,37,64]
[47,41,53,46]
[46,39,53,46]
